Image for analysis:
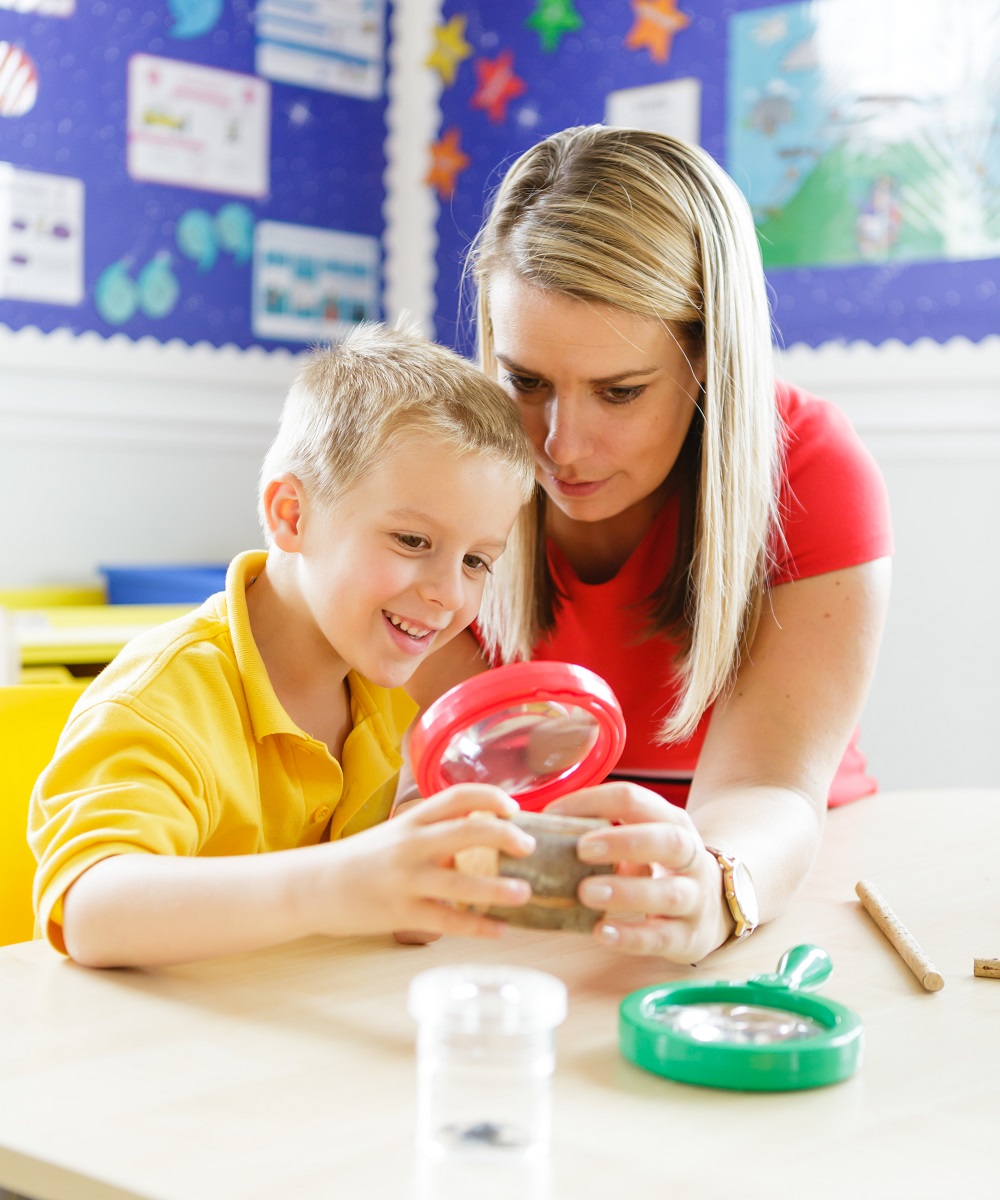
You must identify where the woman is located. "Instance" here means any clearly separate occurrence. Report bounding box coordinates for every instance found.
[405,125,892,964]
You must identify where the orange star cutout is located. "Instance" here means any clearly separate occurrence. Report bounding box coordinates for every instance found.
[425,14,473,86]
[427,127,471,200]
[625,0,691,64]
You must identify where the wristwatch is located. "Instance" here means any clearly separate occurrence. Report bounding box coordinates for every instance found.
[704,847,759,942]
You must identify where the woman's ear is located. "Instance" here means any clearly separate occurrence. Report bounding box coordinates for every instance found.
[262,475,306,551]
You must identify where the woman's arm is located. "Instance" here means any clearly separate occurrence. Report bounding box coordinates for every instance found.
[548,557,893,962]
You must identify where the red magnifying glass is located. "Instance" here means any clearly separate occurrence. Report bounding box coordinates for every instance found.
[410,661,626,812]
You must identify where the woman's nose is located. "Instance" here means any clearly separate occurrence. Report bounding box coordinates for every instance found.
[541,394,588,466]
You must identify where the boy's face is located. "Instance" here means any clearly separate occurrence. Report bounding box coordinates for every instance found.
[292,436,522,689]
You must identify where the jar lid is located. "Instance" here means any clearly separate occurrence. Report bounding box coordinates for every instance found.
[410,660,626,810]
[408,964,568,1033]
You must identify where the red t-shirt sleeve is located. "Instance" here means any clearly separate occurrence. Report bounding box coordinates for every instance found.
[769,381,893,586]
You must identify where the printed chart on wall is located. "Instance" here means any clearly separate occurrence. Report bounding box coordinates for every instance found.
[0,0,387,350]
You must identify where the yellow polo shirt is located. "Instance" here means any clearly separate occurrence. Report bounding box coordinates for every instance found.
[29,551,418,953]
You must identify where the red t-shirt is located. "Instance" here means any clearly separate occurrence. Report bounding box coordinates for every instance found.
[524,382,893,810]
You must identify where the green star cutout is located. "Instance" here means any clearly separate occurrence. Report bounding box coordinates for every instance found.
[525,0,584,53]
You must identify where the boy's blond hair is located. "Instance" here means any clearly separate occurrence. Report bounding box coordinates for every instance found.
[259,322,536,665]
[469,125,781,741]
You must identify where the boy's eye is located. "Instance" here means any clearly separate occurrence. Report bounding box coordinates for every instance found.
[394,533,427,550]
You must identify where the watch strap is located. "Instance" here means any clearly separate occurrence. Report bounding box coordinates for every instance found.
[704,846,757,942]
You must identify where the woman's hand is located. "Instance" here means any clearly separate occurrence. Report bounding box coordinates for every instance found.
[544,783,733,963]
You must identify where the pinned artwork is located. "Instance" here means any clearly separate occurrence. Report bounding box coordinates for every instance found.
[426,14,473,86]
[176,201,254,271]
[255,0,386,100]
[0,0,74,13]
[605,77,702,145]
[127,54,270,199]
[252,220,379,343]
[167,0,225,41]
[0,41,39,117]
[729,0,1000,269]
[525,0,584,53]
[0,165,83,305]
[624,0,692,65]
[470,51,527,124]
[93,253,181,325]
[426,126,470,200]
[93,260,139,325]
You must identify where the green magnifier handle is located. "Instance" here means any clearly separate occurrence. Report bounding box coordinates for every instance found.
[749,943,832,992]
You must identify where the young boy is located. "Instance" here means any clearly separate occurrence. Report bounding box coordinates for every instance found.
[29,324,538,968]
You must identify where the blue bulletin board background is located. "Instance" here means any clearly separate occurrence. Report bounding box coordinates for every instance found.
[0,0,387,351]
[429,0,1000,352]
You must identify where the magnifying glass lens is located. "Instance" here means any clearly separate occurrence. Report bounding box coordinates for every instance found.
[438,702,600,792]
[652,1002,827,1046]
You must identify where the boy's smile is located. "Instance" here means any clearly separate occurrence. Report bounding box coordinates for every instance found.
[384,610,444,653]
[258,434,524,693]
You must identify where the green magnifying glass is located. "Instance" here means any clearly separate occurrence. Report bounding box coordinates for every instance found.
[619,944,863,1091]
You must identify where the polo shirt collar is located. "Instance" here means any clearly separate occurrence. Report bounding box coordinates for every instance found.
[225,552,412,768]
[225,550,305,743]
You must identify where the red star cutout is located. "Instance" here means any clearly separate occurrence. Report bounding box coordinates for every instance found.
[470,50,527,124]
[426,126,471,200]
[625,0,691,64]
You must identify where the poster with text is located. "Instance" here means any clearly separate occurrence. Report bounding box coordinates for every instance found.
[252,220,379,342]
[0,165,83,305]
[127,54,271,199]
[256,0,385,100]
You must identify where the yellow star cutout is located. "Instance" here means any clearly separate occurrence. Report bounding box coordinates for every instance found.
[426,14,473,86]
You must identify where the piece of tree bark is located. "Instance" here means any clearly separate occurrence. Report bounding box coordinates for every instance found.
[455,811,613,932]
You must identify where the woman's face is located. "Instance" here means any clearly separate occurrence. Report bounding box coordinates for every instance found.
[487,272,704,536]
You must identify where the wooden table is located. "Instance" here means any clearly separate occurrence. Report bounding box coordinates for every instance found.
[1,791,997,1200]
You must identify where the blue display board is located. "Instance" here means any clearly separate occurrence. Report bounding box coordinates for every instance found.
[429,0,1000,351]
[0,0,388,350]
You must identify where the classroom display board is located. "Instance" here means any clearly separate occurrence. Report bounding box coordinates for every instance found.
[0,0,388,350]
[426,0,1000,351]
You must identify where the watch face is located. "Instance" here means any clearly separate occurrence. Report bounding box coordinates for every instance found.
[733,860,760,930]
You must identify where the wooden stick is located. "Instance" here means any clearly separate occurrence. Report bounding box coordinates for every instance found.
[855,880,944,991]
[973,958,1000,979]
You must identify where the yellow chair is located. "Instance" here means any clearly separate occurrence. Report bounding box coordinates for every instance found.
[0,685,84,947]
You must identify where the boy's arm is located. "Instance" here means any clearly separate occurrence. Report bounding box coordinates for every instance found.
[61,786,535,968]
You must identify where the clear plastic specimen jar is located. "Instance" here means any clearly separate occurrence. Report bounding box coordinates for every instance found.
[408,964,568,1159]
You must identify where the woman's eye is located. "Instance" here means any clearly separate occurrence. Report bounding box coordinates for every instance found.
[503,372,545,394]
[604,385,645,404]
[394,533,426,550]
[463,554,492,573]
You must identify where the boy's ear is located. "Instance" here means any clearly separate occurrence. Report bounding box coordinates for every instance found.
[262,475,307,551]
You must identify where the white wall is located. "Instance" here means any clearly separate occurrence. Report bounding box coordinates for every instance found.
[0,328,299,585]
[775,337,1000,791]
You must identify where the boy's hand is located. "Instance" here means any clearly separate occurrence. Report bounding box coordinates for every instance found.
[306,786,535,941]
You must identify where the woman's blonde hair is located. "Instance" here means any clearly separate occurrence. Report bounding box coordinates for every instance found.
[468,125,781,741]
[260,322,536,664]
